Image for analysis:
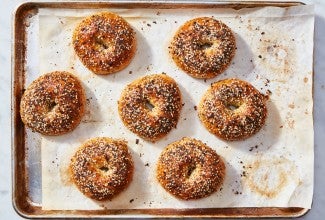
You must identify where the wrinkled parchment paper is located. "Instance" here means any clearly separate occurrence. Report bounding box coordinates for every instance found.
[38,5,314,210]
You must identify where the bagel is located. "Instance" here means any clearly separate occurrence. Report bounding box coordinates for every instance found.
[170,17,236,79]
[156,137,225,200]
[118,74,182,142]
[73,12,136,75]
[70,137,134,201]
[20,71,86,135]
[198,78,267,141]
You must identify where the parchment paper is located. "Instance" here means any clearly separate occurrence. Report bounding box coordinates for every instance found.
[39,5,314,210]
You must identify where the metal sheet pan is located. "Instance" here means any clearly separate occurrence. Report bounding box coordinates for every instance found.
[11,1,309,218]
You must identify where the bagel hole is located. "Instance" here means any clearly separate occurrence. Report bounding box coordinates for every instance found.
[47,101,57,112]
[145,99,155,111]
[96,38,109,50]
[198,42,213,50]
[186,164,197,178]
[227,104,239,111]
[99,166,109,172]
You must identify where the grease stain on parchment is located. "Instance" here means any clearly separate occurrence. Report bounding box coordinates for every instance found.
[256,34,296,82]
[60,163,74,187]
[244,158,298,199]
[285,112,295,129]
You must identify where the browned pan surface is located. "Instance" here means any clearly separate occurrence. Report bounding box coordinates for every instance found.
[12,1,308,218]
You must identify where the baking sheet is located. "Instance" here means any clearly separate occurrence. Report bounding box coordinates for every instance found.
[37,5,314,210]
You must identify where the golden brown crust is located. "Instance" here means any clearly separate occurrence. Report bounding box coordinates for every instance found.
[73,12,136,75]
[118,74,182,142]
[170,17,236,79]
[198,78,267,141]
[156,137,225,200]
[70,137,134,201]
[20,71,86,136]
